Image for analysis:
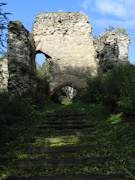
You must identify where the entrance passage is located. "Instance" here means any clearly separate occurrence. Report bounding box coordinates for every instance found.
[51,86,78,104]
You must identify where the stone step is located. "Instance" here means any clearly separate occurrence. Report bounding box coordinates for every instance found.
[36,129,96,136]
[42,121,92,125]
[46,116,89,120]
[6,174,125,180]
[31,135,99,145]
[18,156,112,168]
[46,113,88,118]
[26,144,102,154]
[39,124,95,130]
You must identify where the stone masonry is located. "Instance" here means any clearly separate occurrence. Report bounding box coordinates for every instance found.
[0,58,9,92]
[7,21,37,95]
[0,12,130,96]
[94,30,130,74]
[32,12,97,95]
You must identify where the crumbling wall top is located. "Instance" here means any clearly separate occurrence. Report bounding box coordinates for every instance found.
[93,30,130,73]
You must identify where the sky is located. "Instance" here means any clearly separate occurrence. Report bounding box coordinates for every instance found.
[1,0,135,66]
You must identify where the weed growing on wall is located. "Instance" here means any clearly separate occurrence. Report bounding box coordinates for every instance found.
[116,27,127,34]
[105,25,127,34]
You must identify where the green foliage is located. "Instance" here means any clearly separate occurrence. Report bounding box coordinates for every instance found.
[82,76,104,104]
[51,89,64,104]
[82,64,135,117]
[36,60,51,83]
[116,27,127,34]
[39,60,50,78]
[0,74,51,156]
[1,101,135,179]
[1,59,135,179]
[0,93,38,155]
[0,90,60,178]
[58,19,62,23]
[105,25,127,34]
[117,65,135,116]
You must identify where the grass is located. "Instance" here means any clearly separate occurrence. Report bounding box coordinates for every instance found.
[1,100,135,179]
[1,102,135,179]
[1,64,135,179]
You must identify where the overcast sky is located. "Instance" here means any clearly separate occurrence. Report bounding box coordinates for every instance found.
[2,0,135,66]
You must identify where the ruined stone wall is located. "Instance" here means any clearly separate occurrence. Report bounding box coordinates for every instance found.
[94,30,130,74]
[7,21,37,95]
[0,58,9,92]
[32,12,97,94]
[0,13,130,95]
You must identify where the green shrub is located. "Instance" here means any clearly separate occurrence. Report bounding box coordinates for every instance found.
[0,76,50,156]
[0,93,39,155]
[117,65,135,116]
[82,64,135,116]
[83,76,105,104]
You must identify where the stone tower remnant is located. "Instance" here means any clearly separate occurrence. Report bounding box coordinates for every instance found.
[7,21,37,95]
[94,30,130,74]
[32,12,97,95]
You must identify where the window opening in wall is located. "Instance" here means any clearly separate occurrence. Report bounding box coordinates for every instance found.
[51,86,78,105]
[35,53,46,67]
[35,53,50,78]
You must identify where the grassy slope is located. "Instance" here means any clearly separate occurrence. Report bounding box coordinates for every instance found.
[1,101,135,179]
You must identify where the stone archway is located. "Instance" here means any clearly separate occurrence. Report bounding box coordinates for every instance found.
[50,82,80,96]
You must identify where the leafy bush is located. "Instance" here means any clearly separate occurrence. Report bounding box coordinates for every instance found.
[0,76,50,156]
[0,93,39,155]
[82,64,135,117]
[117,65,135,116]
[82,76,105,104]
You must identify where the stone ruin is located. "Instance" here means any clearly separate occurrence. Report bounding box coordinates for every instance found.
[0,12,130,95]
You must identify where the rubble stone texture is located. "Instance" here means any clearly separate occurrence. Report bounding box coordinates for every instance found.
[93,30,130,74]
[7,21,37,95]
[0,58,9,92]
[32,12,97,94]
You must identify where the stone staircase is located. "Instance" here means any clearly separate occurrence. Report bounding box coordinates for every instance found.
[7,110,125,180]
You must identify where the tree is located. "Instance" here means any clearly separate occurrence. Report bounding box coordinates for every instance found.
[0,3,11,55]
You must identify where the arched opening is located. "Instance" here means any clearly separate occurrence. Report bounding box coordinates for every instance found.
[35,51,51,78]
[35,51,46,68]
[51,83,80,105]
